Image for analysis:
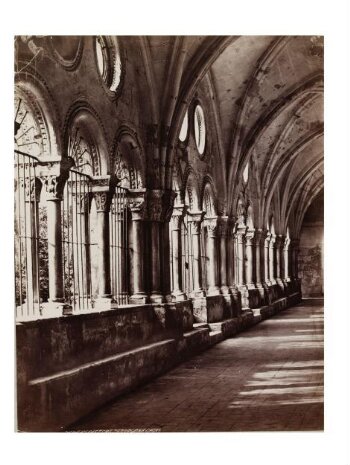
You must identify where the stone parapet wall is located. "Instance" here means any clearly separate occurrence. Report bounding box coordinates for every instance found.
[17,291,301,432]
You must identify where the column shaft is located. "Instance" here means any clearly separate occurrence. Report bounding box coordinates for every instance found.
[245,231,255,288]
[96,210,111,297]
[206,219,219,295]
[269,235,276,284]
[47,199,64,302]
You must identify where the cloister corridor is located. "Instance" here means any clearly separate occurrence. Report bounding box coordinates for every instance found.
[69,298,324,432]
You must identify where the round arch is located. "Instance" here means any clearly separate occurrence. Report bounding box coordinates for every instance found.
[112,125,145,188]
[15,70,62,159]
[64,103,110,176]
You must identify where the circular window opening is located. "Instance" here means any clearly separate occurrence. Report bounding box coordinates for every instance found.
[179,110,188,142]
[243,162,249,183]
[95,36,122,93]
[194,105,206,155]
[96,36,109,83]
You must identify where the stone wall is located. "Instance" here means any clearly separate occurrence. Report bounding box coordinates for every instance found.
[298,222,323,297]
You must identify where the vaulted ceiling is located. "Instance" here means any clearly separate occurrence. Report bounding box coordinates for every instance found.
[15,35,324,235]
[139,35,324,231]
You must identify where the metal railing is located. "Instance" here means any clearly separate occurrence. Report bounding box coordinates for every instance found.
[62,168,93,311]
[109,186,130,305]
[14,150,44,320]
[181,215,194,297]
[15,154,133,318]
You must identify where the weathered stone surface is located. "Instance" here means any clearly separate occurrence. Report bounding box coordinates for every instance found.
[68,299,323,433]
[17,290,302,431]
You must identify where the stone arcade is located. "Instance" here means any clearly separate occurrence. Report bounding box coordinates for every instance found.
[14,35,324,432]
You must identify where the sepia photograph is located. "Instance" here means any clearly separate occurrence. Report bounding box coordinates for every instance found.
[14,34,324,433]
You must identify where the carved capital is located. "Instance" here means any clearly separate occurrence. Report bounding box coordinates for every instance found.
[146,189,163,221]
[170,204,187,230]
[128,189,146,220]
[40,174,66,201]
[170,215,182,230]
[275,235,285,250]
[93,192,111,213]
[253,228,264,246]
[205,217,218,238]
[245,228,255,244]
[235,223,247,237]
[188,210,205,234]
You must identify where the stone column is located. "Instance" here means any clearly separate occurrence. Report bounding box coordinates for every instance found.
[269,233,276,285]
[92,180,113,309]
[147,190,164,303]
[205,217,220,296]
[236,223,248,308]
[161,190,177,302]
[227,219,236,293]
[275,234,285,292]
[170,205,187,300]
[283,236,291,282]
[263,230,271,286]
[188,211,205,297]
[254,229,265,297]
[235,224,247,287]
[245,228,255,289]
[39,173,69,316]
[128,190,147,304]
[218,216,229,294]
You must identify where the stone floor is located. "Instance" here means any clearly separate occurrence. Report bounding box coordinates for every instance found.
[69,298,324,432]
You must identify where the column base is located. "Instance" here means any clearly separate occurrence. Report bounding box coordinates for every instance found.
[207,286,221,296]
[247,287,261,309]
[171,291,187,302]
[256,283,266,303]
[238,285,250,310]
[282,279,291,296]
[229,286,242,316]
[276,278,285,296]
[150,293,165,304]
[192,295,225,323]
[220,285,230,295]
[190,289,206,298]
[41,301,72,318]
[222,293,233,318]
[246,283,256,290]
[93,297,114,311]
[130,293,148,305]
